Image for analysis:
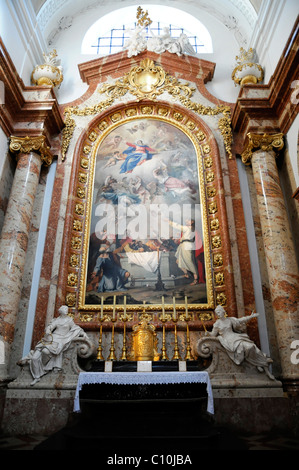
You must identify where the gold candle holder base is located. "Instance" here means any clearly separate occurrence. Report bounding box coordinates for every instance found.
[172,320,181,361]
[120,313,133,361]
[159,313,171,361]
[107,319,117,361]
[184,316,194,361]
[96,322,104,360]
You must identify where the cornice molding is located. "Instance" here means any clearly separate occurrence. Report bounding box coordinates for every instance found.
[0,37,64,141]
[232,17,299,145]
[78,49,216,87]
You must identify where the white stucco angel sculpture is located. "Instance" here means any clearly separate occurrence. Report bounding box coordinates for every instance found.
[123,25,147,57]
[124,24,196,58]
[18,305,88,385]
[210,305,274,379]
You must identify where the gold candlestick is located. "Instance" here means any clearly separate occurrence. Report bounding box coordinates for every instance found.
[96,296,105,360]
[172,297,181,360]
[159,296,172,360]
[112,295,116,321]
[184,296,193,360]
[120,320,127,361]
[120,305,132,361]
[172,321,181,360]
[108,313,117,361]
[184,320,193,360]
[96,322,105,360]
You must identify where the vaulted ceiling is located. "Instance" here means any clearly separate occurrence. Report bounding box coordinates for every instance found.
[34,0,260,47]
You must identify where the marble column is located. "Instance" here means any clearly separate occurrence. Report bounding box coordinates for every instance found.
[0,136,54,380]
[242,133,299,387]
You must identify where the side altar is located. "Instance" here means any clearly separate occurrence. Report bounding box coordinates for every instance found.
[2,7,297,441]
[3,303,284,438]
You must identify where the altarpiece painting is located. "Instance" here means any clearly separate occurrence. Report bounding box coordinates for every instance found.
[80,114,212,312]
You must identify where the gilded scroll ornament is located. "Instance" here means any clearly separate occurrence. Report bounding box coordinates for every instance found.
[61,59,233,160]
[9,135,54,166]
[136,6,152,28]
[241,132,284,165]
[61,98,114,160]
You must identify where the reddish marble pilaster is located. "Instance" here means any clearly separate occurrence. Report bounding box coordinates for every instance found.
[0,136,54,380]
[250,147,299,385]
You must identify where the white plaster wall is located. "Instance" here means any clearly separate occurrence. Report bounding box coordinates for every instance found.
[41,1,248,104]
[287,114,299,187]
[251,0,299,82]
[0,0,46,85]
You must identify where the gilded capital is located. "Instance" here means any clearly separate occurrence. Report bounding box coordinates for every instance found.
[241,132,284,165]
[9,135,54,166]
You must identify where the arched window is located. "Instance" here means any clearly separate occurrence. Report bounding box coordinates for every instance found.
[81,5,213,56]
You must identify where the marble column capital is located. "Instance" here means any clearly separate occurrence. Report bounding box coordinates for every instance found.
[241,132,284,165]
[9,135,54,166]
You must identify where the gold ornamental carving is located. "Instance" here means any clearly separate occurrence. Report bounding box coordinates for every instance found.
[100,58,191,101]
[241,132,284,165]
[9,135,54,166]
[61,59,233,160]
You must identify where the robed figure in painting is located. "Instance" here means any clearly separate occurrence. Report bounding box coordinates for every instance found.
[120,140,157,174]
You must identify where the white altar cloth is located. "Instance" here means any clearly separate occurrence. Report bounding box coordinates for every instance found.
[74,371,214,414]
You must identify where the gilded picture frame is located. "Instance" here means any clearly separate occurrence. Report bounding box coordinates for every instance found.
[64,102,230,323]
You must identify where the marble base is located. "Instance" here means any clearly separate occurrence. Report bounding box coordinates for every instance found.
[2,388,75,435]
[2,386,297,437]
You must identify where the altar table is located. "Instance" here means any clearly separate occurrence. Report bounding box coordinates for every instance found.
[74,371,214,414]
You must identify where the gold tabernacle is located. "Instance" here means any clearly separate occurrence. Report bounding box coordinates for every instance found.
[130,319,160,361]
